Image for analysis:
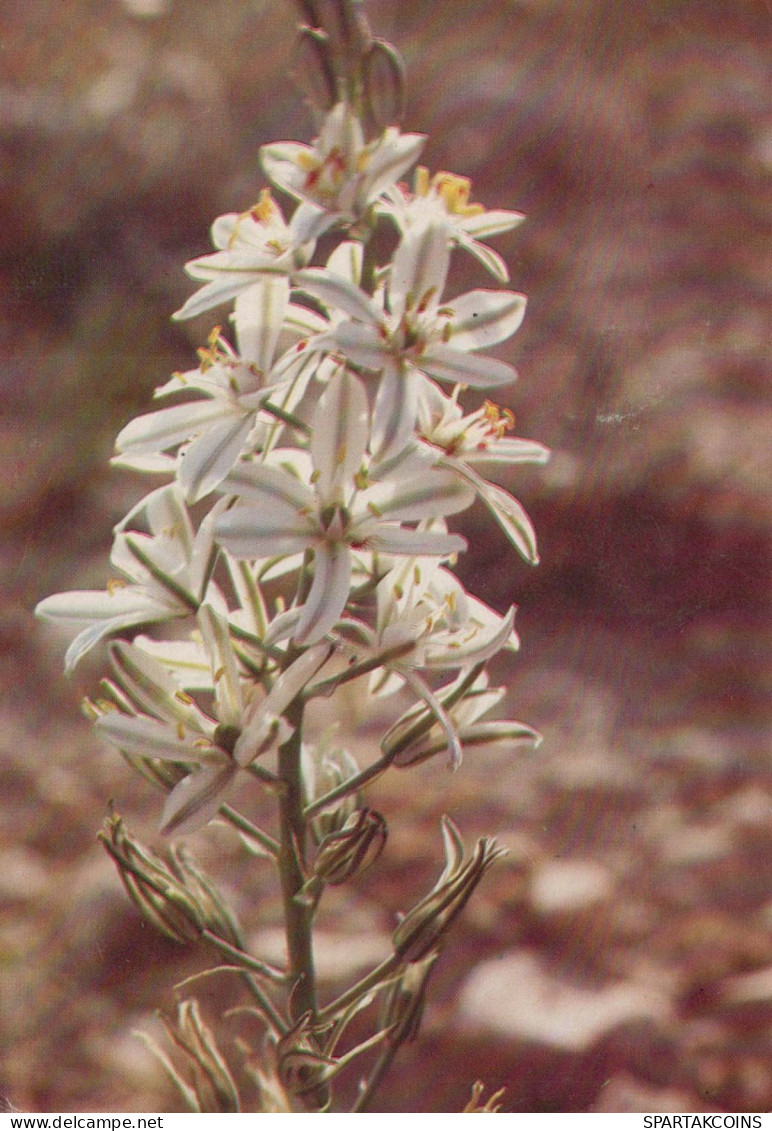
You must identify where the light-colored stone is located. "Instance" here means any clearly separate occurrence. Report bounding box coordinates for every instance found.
[253,927,392,983]
[459,949,672,1051]
[530,858,614,915]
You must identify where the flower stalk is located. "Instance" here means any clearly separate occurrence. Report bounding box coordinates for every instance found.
[35,0,548,1112]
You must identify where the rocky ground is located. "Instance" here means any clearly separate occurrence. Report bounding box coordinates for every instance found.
[0,0,769,1113]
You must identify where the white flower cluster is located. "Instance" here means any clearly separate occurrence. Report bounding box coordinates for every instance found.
[37,101,548,837]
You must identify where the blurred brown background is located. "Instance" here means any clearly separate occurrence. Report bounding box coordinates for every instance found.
[1,0,770,1113]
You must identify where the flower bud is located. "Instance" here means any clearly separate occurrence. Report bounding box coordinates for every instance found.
[275,1013,336,1101]
[312,808,387,886]
[302,737,360,843]
[99,810,241,947]
[381,951,438,1048]
[392,817,506,962]
[161,999,240,1112]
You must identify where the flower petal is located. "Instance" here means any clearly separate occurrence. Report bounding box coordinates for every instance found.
[370,365,419,461]
[364,129,426,200]
[115,400,231,456]
[109,641,213,732]
[178,412,255,503]
[310,368,369,505]
[294,268,380,325]
[173,274,268,322]
[458,238,510,283]
[197,605,243,727]
[421,343,518,388]
[215,503,314,560]
[233,276,289,370]
[389,221,450,321]
[316,322,393,373]
[366,464,474,521]
[460,209,525,238]
[465,437,551,466]
[95,712,207,763]
[444,459,539,564]
[220,461,315,512]
[367,527,467,557]
[293,543,353,644]
[449,290,527,351]
[160,764,238,837]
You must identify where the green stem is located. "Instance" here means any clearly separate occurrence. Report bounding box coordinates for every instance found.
[352,1042,398,1113]
[261,399,312,436]
[201,929,286,986]
[302,639,415,701]
[303,748,395,820]
[276,704,319,1023]
[200,930,287,1037]
[359,219,380,296]
[315,952,402,1028]
[220,804,280,858]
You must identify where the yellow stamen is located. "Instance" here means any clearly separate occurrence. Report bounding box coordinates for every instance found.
[431,171,486,218]
[250,188,277,225]
[107,579,126,595]
[483,400,515,438]
[414,166,430,196]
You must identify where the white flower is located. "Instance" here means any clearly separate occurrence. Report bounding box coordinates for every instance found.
[95,613,331,835]
[214,368,473,645]
[35,486,218,673]
[381,670,541,768]
[373,556,520,687]
[115,280,325,502]
[173,189,326,321]
[295,219,527,458]
[415,382,550,563]
[261,101,425,226]
[379,166,525,283]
